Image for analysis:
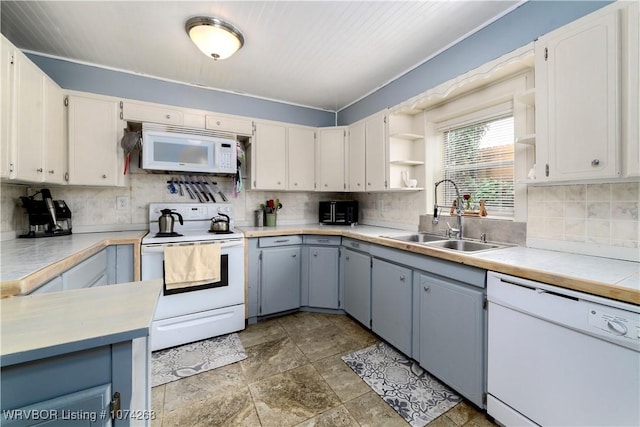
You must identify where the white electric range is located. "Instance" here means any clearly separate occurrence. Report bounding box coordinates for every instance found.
[141,203,245,351]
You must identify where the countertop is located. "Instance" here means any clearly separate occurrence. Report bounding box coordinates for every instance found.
[239,224,640,305]
[0,279,162,367]
[0,231,146,297]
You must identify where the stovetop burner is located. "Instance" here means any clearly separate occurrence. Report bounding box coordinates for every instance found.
[208,230,235,234]
[155,232,183,238]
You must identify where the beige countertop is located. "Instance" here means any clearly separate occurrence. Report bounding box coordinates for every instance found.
[0,231,146,297]
[0,279,162,367]
[239,224,640,305]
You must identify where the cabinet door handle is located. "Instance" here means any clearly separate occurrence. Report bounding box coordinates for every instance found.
[165,114,171,119]
[36,168,43,173]
[313,252,318,257]
[291,254,297,258]
[345,256,350,261]
[400,275,405,281]
[48,170,54,174]
[423,286,430,292]
[591,159,600,166]
[102,174,107,179]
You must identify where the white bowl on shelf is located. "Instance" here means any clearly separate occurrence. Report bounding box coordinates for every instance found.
[405,179,418,188]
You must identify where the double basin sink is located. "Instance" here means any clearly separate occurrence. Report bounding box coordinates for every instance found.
[383,233,505,253]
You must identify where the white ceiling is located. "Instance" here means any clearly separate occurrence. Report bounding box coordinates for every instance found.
[1,1,522,112]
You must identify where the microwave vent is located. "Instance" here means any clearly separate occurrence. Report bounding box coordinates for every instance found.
[141,122,236,141]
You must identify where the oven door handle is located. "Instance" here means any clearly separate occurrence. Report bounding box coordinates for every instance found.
[142,240,243,254]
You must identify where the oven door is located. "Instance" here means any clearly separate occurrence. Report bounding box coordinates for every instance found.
[141,239,244,320]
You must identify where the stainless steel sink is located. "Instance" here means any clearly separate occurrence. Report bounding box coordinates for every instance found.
[426,239,502,252]
[385,233,447,243]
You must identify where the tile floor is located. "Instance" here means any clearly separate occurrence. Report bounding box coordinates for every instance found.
[151,312,497,427]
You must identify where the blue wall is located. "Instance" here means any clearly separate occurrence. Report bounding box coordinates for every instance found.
[27,54,337,127]
[27,1,611,128]
[337,1,612,125]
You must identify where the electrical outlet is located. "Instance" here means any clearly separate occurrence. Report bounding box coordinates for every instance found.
[116,196,130,211]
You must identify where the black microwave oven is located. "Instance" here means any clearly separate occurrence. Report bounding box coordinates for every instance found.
[319,201,358,225]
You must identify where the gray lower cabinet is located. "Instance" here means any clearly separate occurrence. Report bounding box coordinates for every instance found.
[341,247,371,327]
[29,245,135,295]
[260,245,301,315]
[1,339,145,427]
[417,272,485,407]
[303,235,341,309]
[371,258,412,356]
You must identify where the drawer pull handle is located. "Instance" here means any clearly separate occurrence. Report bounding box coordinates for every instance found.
[274,239,289,243]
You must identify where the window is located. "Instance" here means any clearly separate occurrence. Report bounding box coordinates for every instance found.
[441,115,515,217]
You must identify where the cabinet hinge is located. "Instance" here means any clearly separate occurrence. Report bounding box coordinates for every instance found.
[370,258,373,268]
[258,252,262,260]
[545,163,549,177]
[119,100,123,109]
[482,393,487,406]
[385,180,388,188]
[343,183,346,190]
[544,47,548,61]
[63,97,69,107]
[343,130,346,138]
[252,122,256,136]
[9,54,14,65]
[483,298,488,310]
[253,180,257,187]
[384,116,387,124]
[110,392,121,420]
[369,319,373,328]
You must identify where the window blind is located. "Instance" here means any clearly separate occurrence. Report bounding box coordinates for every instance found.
[441,115,514,217]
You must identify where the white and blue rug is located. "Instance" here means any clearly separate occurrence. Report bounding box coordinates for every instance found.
[342,342,462,427]
[152,333,247,387]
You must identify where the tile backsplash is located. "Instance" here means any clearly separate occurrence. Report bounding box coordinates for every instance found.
[0,173,341,234]
[527,182,639,258]
[2,178,638,260]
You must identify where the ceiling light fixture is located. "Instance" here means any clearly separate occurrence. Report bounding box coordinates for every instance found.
[185,16,244,60]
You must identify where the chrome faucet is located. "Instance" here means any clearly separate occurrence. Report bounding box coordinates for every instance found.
[433,179,463,239]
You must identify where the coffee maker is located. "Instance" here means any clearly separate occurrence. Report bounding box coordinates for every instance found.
[19,189,72,238]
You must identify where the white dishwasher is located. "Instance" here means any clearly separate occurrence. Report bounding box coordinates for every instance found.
[487,271,640,427]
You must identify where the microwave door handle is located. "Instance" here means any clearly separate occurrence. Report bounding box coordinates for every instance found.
[331,203,336,222]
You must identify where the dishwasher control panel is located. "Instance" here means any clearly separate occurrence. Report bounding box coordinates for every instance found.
[588,306,640,345]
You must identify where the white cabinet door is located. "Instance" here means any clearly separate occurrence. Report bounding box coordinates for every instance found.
[287,126,315,190]
[67,94,123,186]
[253,122,286,190]
[1,36,14,179]
[535,6,621,180]
[12,48,44,182]
[348,121,366,191]
[317,127,346,191]
[121,100,183,125]
[206,114,253,135]
[42,78,65,184]
[365,112,387,191]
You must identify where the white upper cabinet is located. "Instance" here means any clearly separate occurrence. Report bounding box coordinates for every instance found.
[317,127,347,191]
[0,35,65,184]
[252,122,287,190]
[348,121,366,191]
[1,36,13,179]
[287,126,316,191]
[365,112,387,191]
[42,79,65,184]
[535,1,638,181]
[121,101,183,126]
[67,93,125,186]
[348,111,387,192]
[206,114,253,135]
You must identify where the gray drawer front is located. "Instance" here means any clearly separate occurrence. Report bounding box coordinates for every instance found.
[342,238,371,253]
[64,250,108,290]
[303,235,341,246]
[259,235,303,247]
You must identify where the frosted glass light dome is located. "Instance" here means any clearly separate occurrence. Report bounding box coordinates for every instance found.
[186,17,244,60]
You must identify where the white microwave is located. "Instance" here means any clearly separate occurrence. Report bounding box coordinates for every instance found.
[142,129,237,174]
